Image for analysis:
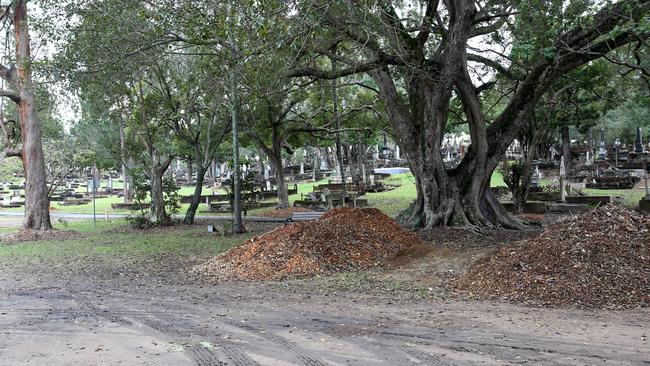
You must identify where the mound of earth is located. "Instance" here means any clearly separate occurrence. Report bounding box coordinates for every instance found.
[196,207,423,281]
[1,229,83,244]
[258,207,311,218]
[457,205,650,308]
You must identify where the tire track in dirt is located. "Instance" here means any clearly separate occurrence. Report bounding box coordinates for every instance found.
[230,322,327,366]
[402,347,450,365]
[186,346,225,366]
[123,313,259,366]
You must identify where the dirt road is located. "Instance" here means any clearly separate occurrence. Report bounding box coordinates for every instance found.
[0,254,648,366]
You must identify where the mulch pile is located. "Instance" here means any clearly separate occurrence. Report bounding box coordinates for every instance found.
[258,207,311,218]
[196,207,423,281]
[457,205,650,308]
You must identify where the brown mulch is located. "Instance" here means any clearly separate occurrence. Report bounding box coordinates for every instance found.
[1,229,84,244]
[456,205,650,308]
[257,207,311,218]
[196,207,424,281]
[418,226,540,251]
[517,213,546,223]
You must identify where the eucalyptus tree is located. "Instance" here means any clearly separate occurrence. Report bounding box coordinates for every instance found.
[288,0,650,229]
[0,0,51,230]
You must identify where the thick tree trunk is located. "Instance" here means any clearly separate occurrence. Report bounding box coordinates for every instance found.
[14,1,51,231]
[149,156,172,225]
[270,147,289,208]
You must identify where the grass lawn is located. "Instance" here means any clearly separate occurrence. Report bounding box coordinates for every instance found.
[583,188,646,208]
[0,219,249,266]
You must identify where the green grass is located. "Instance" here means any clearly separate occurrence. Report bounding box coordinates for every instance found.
[0,219,251,266]
[583,188,646,208]
[366,173,417,216]
[490,170,507,187]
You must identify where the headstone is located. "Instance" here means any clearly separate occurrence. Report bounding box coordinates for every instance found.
[598,128,607,160]
[560,155,566,202]
[263,165,270,181]
[635,126,644,154]
[220,162,227,177]
[531,165,540,188]
[372,145,379,161]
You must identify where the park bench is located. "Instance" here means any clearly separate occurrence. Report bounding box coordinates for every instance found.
[286,211,324,222]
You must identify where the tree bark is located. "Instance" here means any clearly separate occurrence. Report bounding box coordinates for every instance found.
[186,157,193,183]
[184,145,209,224]
[184,165,206,224]
[119,122,133,203]
[149,155,173,225]
[14,1,51,231]
[561,125,571,173]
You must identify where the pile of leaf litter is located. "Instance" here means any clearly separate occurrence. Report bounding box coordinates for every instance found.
[196,208,423,281]
[457,205,650,308]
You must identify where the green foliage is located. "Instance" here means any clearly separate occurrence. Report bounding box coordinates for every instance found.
[224,170,260,204]
[0,157,23,181]
[162,176,181,215]
[126,172,181,228]
[498,161,527,191]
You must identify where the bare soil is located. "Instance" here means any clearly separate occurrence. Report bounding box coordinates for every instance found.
[0,223,648,365]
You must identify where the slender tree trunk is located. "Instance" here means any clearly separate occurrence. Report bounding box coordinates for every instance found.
[184,165,206,224]
[119,123,133,203]
[270,131,289,208]
[561,125,571,173]
[184,144,209,224]
[210,159,216,185]
[331,57,347,192]
[14,1,51,231]
[186,157,193,183]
